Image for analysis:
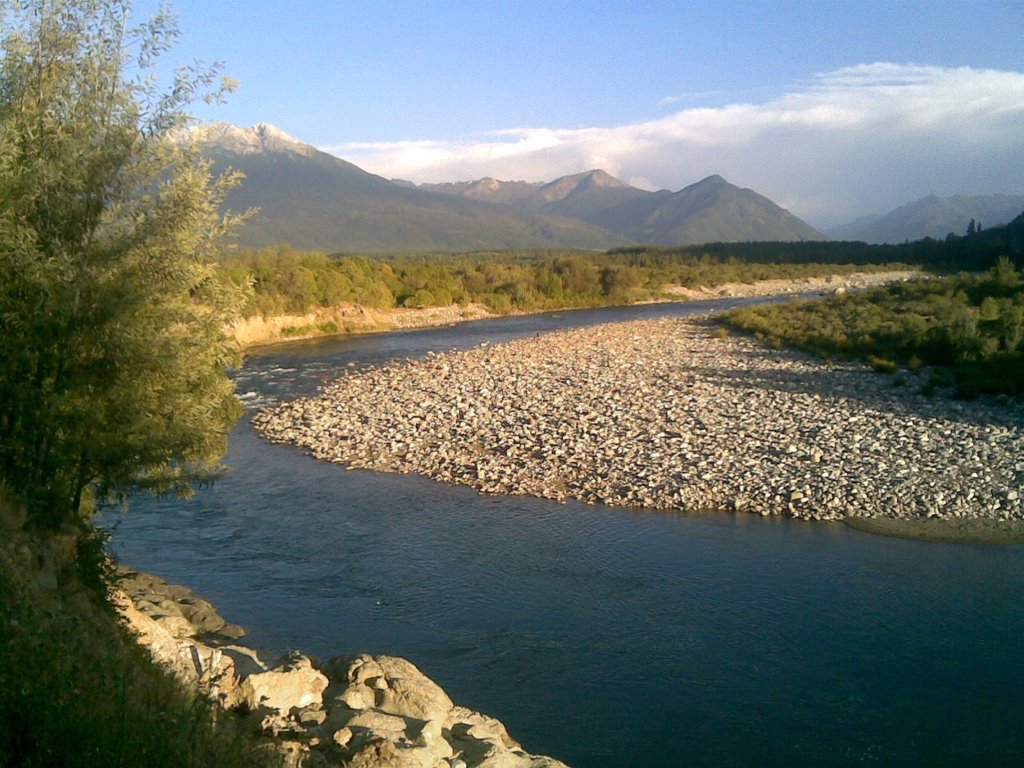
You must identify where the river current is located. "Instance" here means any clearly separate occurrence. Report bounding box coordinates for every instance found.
[111,299,1024,767]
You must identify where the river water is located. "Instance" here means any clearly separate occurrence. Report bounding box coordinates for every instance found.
[111,299,1024,767]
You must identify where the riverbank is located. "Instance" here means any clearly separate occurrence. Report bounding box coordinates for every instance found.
[229,302,496,350]
[660,269,920,300]
[116,566,570,768]
[231,270,919,351]
[0,517,278,767]
[253,314,1024,540]
[0,507,569,768]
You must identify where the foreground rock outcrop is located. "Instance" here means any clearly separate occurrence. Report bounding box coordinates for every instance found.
[116,567,567,768]
[252,316,1024,524]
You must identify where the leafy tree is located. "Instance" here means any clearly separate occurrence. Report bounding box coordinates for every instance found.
[0,0,244,528]
[599,264,640,300]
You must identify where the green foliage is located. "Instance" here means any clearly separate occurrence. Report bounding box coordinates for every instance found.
[0,1,244,528]
[0,552,277,767]
[221,245,905,320]
[722,260,1024,399]
[74,522,116,604]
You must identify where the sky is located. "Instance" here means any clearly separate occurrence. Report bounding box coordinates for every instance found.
[135,0,1024,228]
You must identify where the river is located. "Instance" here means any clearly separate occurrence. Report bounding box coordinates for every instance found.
[111,298,1024,767]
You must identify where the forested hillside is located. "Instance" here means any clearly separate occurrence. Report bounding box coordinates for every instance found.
[198,124,628,252]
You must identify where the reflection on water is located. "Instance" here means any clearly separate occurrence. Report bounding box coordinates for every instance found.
[112,299,1024,768]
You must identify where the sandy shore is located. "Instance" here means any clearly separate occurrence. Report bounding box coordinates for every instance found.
[253,315,1023,540]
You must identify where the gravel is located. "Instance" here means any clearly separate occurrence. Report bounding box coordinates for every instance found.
[252,316,1024,523]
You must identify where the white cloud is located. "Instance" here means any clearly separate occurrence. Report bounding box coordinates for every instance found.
[323,64,1024,227]
[657,89,732,107]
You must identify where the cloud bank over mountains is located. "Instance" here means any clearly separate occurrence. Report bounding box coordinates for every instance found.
[326,64,1024,227]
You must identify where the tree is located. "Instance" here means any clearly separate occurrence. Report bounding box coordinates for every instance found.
[0,0,244,528]
[599,264,640,301]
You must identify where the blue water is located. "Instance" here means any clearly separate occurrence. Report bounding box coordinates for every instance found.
[111,300,1024,767]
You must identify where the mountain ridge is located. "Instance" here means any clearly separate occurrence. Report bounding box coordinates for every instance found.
[191,123,826,251]
[420,169,823,245]
[829,193,1024,243]
[194,124,627,252]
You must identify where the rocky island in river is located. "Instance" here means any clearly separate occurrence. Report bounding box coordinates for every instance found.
[253,317,1024,538]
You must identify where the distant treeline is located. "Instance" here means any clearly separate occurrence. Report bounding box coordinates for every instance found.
[215,211,1024,320]
[722,258,1024,399]
[217,246,902,318]
[612,208,1024,271]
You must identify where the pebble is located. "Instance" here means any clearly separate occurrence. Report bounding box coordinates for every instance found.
[252,317,1024,523]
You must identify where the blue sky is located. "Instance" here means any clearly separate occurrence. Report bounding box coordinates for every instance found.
[138,0,1024,226]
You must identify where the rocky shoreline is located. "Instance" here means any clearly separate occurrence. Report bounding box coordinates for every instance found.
[115,567,568,768]
[253,315,1024,530]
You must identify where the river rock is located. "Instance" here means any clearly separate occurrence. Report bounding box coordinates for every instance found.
[115,566,247,642]
[253,316,1024,527]
[334,654,455,721]
[118,572,571,767]
[239,652,328,714]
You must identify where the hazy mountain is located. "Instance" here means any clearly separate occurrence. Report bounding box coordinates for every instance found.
[420,177,543,206]
[829,194,1024,243]
[192,123,823,250]
[425,170,824,244]
[626,174,823,244]
[193,123,627,252]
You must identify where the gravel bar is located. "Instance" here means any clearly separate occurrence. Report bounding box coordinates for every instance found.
[252,317,1024,523]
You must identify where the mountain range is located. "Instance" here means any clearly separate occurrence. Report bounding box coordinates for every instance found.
[421,170,824,245]
[828,194,1024,244]
[193,123,824,252]
[194,123,621,252]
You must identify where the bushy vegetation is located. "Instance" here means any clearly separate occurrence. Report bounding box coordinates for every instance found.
[722,259,1024,399]
[220,244,904,319]
[0,0,245,529]
[0,530,276,767]
[0,3,276,763]
[218,209,1024,328]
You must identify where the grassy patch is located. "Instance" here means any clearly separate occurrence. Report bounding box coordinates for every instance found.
[280,323,317,338]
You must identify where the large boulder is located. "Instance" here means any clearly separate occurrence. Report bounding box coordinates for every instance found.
[330,653,455,721]
[239,652,328,714]
[114,566,246,641]
[315,704,455,768]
